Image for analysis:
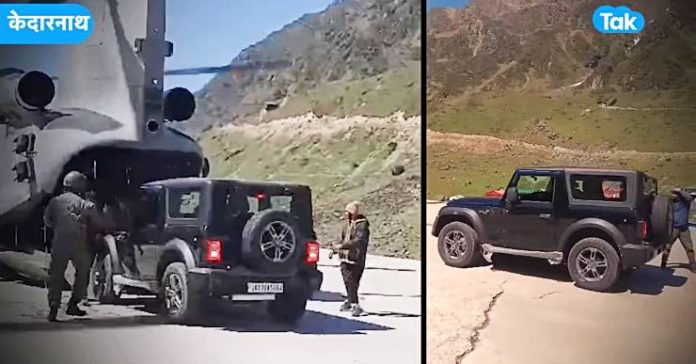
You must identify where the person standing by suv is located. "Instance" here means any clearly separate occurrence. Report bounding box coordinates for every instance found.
[43,171,107,321]
[661,188,695,272]
[333,201,370,317]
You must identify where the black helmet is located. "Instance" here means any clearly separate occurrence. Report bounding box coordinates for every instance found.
[63,171,88,193]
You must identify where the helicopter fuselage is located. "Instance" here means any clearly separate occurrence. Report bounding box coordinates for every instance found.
[0,0,205,250]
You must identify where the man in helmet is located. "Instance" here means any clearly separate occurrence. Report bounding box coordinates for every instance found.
[661,188,695,272]
[43,171,107,321]
[331,201,370,317]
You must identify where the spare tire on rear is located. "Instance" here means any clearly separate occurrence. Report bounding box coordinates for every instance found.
[650,194,673,247]
[241,209,304,275]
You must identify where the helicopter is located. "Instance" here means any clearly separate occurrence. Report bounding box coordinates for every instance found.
[0,0,291,251]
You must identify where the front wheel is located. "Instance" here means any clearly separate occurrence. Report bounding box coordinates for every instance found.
[161,262,201,324]
[437,222,484,268]
[568,238,621,292]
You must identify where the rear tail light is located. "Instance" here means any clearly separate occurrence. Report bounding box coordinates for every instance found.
[639,220,648,240]
[205,239,222,264]
[305,241,320,264]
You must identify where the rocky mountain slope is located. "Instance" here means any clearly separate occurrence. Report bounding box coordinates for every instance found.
[428,0,696,102]
[187,0,421,134]
[201,112,421,258]
[427,0,696,198]
[185,0,422,258]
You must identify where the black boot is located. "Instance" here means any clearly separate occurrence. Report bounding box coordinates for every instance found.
[660,259,667,269]
[66,303,87,317]
[47,307,58,322]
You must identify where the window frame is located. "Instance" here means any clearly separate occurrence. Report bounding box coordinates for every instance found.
[568,174,628,202]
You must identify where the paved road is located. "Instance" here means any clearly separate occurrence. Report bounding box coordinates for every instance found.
[426,202,696,364]
[0,250,420,364]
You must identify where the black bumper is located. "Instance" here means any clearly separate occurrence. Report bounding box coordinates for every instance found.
[187,267,322,298]
[620,243,659,269]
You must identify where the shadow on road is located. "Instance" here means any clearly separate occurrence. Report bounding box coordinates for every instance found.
[0,314,165,332]
[0,304,393,335]
[317,264,417,272]
[311,290,421,302]
[612,265,688,295]
[311,290,345,302]
[490,255,690,295]
[363,311,420,318]
[129,296,393,335]
[0,265,47,289]
[171,307,393,335]
[491,255,572,282]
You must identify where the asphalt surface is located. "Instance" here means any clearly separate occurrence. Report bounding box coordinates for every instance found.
[426,202,696,364]
[0,249,420,364]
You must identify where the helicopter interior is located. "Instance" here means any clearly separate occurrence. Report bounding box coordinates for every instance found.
[61,146,203,206]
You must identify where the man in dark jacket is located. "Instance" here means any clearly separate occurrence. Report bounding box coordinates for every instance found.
[333,201,369,317]
[103,195,141,278]
[43,171,107,321]
[661,188,695,272]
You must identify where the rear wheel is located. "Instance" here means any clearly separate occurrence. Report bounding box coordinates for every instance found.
[437,222,484,268]
[568,238,621,292]
[161,262,201,324]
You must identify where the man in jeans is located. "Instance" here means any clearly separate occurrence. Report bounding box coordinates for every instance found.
[661,188,695,273]
[332,201,370,317]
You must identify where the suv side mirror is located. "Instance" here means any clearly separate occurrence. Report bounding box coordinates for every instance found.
[506,187,520,204]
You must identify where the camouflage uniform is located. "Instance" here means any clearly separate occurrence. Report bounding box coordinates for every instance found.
[43,172,106,321]
[661,190,695,272]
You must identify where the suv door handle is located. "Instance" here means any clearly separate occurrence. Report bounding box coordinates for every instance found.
[539,213,551,219]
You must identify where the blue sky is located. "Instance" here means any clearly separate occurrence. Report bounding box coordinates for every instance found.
[164,0,334,92]
[427,0,470,12]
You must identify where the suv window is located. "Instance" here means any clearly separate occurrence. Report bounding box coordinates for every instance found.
[570,175,626,202]
[245,195,292,213]
[168,188,202,218]
[137,187,161,225]
[209,185,313,236]
[517,175,554,202]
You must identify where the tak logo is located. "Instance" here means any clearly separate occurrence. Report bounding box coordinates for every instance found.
[592,5,645,34]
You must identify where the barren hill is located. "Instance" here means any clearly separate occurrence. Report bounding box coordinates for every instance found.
[184,0,422,259]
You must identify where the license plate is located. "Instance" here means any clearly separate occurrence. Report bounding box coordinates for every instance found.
[247,282,283,294]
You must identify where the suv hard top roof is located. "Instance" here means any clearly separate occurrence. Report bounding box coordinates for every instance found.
[517,167,643,175]
[143,177,310,190]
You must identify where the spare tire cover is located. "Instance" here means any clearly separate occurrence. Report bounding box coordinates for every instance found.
[650,195,673,247]
[241,209,304,274]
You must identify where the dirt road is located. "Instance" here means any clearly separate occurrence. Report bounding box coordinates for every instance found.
[426,203,696,364]
[0,250,420,364]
